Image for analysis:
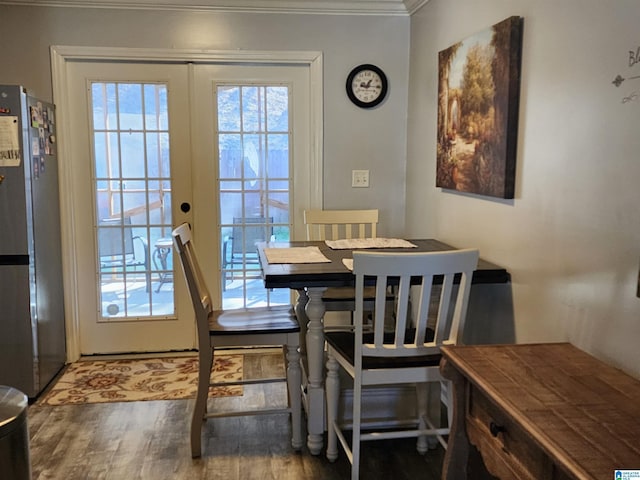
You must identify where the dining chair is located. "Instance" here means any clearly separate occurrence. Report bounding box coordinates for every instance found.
[304,209,378,241]
[303,209,387,327]
[221,216,273,291]
[172,223,303,458]
[325,248,479,480]
[98,216,150,292]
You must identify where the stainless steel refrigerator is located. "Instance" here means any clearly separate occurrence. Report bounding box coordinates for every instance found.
[0,85,66,398]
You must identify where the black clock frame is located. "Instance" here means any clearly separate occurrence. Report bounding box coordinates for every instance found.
[346,64,388,109]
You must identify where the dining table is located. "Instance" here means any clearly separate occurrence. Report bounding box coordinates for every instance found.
[256,238,510,455]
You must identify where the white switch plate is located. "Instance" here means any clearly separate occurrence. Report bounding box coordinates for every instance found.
[352,169,369,188]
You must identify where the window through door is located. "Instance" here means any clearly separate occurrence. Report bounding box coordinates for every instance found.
[92,82,174,319]
[218,84,292,309]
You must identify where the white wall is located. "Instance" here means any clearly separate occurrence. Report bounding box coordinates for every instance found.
[406,0,640,377]
[0,5,410,236]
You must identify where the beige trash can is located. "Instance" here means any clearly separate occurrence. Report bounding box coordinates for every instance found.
[0,386,31,480]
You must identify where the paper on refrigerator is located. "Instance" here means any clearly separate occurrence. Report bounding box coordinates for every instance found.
[0,116,21,167]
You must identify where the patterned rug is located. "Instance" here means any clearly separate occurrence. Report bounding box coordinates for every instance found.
[38,355,243,406]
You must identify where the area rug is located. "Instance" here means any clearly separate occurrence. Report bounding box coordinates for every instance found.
[38,355,243,406]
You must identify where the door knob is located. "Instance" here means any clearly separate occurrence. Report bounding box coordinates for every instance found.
[180,202,191,213]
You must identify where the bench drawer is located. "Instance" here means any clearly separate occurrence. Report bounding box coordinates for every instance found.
[466,385,553,480]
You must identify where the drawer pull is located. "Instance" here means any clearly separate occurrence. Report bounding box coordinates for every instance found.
[489,421,505,437]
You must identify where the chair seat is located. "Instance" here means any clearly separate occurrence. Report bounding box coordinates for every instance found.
[325,329,441,370]
[210,306,300,335]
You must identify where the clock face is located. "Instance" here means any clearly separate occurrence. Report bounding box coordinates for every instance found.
[346,64,388,108]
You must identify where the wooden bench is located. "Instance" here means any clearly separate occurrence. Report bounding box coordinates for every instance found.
[440,343,640,480]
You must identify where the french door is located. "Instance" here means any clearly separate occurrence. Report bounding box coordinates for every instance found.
[192,64,311,310]
[62,51,318,355]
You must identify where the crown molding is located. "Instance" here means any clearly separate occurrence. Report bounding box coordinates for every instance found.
[403,0,428,14]
[0,0,424,15]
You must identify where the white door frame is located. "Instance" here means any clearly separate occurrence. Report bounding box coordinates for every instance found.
[51,45,323,361]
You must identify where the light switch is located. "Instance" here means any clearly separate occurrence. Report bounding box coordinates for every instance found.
[352,170,369,188]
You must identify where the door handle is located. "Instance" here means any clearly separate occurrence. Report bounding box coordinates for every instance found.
[180,202,191,213]
[489,421,505,437]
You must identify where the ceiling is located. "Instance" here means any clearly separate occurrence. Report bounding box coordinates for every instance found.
[0,0,428,15]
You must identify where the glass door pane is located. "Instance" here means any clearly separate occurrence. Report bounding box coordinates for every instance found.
[92,82,174,320]
[217,85,291,308]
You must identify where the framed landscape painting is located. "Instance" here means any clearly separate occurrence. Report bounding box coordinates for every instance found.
[436,16,523,199]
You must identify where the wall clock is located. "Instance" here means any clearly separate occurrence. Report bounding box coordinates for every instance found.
[346,64,388,109]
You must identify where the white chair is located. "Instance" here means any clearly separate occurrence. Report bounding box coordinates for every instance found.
[172,223,303,458]
[325,248,479,480]
[303,209,384,321]
[304,209,378,241]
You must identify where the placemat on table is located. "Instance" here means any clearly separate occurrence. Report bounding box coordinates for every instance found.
[325,238,418,250]
[264,246,331,263]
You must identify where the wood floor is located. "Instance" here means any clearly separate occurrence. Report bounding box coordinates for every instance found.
[26,352,446,480]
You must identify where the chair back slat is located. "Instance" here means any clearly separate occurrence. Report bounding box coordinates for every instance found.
[172,223,212,349]
[390,275,409,344]
[352,249,479,358]
[304,209,378,241]
[412,274,433,345]
[432,273,454,344]
[373,278,390,346]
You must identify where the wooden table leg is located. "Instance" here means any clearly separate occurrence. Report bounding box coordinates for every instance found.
[294,289,308,354]
[440,357,470,480]
[304,286,327,455]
